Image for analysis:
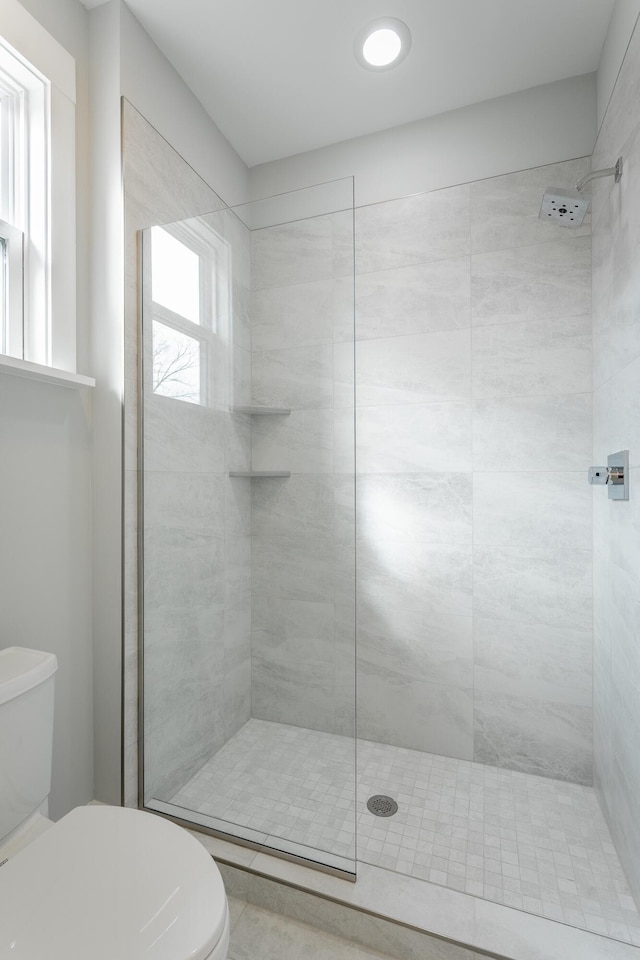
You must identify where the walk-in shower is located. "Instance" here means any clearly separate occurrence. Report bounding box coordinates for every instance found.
[138,154,640,947]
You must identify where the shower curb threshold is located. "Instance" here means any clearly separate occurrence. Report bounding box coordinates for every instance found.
[189,829,640,960]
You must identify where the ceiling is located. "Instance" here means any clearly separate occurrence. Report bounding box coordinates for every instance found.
[79,0,616,167]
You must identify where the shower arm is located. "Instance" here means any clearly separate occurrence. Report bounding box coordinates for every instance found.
[576,156,623,192]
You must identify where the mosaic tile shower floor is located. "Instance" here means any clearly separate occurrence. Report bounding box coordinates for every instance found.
[169,718,640,944]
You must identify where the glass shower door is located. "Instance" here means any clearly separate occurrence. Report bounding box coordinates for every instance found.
[139,178,356,876]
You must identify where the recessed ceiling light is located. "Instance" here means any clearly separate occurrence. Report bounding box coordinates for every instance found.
[355,18,411,71]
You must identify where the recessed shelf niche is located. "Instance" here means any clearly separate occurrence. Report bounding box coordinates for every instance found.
[229,405,291,477]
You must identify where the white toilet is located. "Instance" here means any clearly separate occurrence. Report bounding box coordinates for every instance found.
[0,646,230,959]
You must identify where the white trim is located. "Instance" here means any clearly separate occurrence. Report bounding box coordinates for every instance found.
[0,353,94,388]
[0,219,23,357]
[0,0,75,104]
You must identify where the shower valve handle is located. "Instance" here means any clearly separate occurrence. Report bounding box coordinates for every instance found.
[588,466,607,484]
[588,452,629,500]
[588,466,624,485]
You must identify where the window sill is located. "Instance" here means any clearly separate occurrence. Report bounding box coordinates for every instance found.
[0,354,95,389]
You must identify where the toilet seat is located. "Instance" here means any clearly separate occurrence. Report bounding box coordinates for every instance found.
[0,805,229,959]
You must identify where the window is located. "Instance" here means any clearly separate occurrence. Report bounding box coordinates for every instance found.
[148,222,230,406]
[0,37,49,362]
[0,3,80,378]
[0,219,22,356]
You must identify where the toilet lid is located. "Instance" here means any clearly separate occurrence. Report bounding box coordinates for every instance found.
[0,805,228,960]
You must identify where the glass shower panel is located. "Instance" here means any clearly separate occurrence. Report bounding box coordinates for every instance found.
[140,178,356,876]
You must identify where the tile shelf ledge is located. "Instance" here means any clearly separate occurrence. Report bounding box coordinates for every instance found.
[229,471,291,478]
[232,406,291,416]
[0,354,95,389]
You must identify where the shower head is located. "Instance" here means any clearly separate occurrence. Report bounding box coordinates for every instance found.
[539,186,590,227]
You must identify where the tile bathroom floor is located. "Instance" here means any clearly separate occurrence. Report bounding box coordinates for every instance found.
[227,896,402,960]
[169,718,640,945]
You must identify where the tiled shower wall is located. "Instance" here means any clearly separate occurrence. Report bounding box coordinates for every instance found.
[123,103,253,803]
[591,15,640,904]
[249,158,594,784]
[142,200,253,801]
[125,114,597,802]
[248,209,356,737]
[354,158,593,783]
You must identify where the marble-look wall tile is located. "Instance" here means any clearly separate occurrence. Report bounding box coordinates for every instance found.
[473,472,591,550]
[334,408,356,475]
[232,281,251,353]
[355,329,471,406]
[251,409,335,473]
[356,185,470,273]
[606,750,640,917]
[144,688,225,802]
[471,236,591,326]
[355,257,471,340]
[470,157,591,253]
[474,690,592,784]
[593,351,640,459]
[251,474,334,539]
[473,393,592,471]
[144,603,225,730]
[230,343,252,408]
[251,279,334,350]
[474,618,592,706]
[225,535,251,610]
[248,203,356,741]
[472,314,591,399]
[334,474,357,547]
[144,469,225,533]
[225,411,252,475]
[333,341,356,409]
[225,473,252,539]
[593,270,640,390]
[358,598,473,688]
[357,402,472,473]
[473,546,592,630]
[358,539,472,620]
[251,216,334,289]
[252,534,335,603]
[144,397,226,473]
[357,473,472,544]
[252,597,336,733]
[592,14,640,194]
[593,467,640,584]
[330,208,355,280]
[144,520,226,610]
[358,662,474,760]
[332,275,356,344]
[122,102,223,231]
[251,343,334,409]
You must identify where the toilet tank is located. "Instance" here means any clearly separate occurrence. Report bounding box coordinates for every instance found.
[0,647,58,843]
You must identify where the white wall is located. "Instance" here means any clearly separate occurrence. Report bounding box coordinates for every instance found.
[119,2,248,207]
[250,74,597,207]
[1,0,94,820]
[88,0,124,806]
[597,0,640,132]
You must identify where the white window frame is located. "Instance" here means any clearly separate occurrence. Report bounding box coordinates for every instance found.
[0,0,82,381]
[0,219,23,356]
[146,220,231,407]
[0,38,49,363]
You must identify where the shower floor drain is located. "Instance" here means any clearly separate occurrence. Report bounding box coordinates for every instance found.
[366,795,398,817]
